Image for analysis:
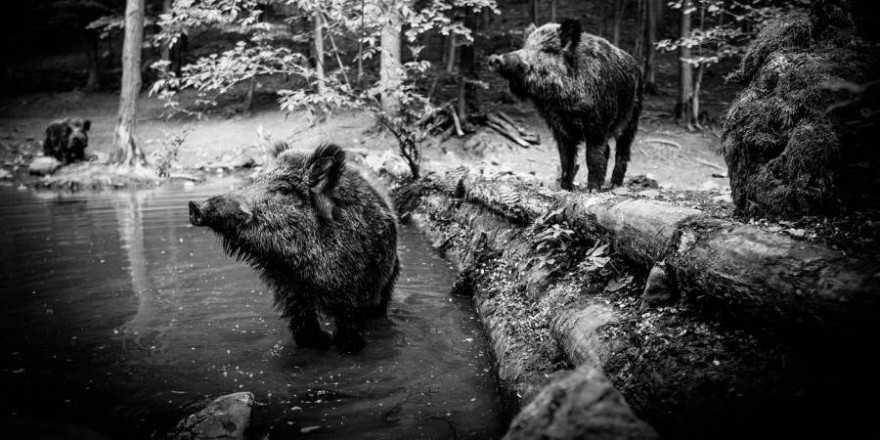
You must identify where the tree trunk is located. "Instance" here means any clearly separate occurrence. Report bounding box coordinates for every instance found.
[612,0,623,47]
[380,1,402,115]
[676,0,693,129]
[357,0,365,86]
[446,34,456,74]
[529,0,538,25]
[160,0,172,63]
[112,0,147,167]
[314,10,325,94]
[643,0,658,94]
[85,31,100,92]
[633,0,645,59]
[457,10,477,126]
[549,0,557,23]
[172,33,187,76]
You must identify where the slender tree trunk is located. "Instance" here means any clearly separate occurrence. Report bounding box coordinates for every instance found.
[112,0,147,167]
[242,76,257,113]
[160,0,172,63]
[612,0,622,47]
[550,0,557,23]
[691,3,706,129]
[446,35,456,74]
[357,0,365,86]
[676,0,693,130]
[85,31,100,92]
[529,0,538,25]
[457,9,478,126]
[380,1,402,115]
[171,33,187,76]
[633,0,645,59]
[314,10,325,94]
[643,0,658,94]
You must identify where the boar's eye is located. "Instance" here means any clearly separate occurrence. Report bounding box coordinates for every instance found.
[272,184,305,204]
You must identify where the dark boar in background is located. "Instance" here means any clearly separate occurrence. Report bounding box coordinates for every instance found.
[189,143,400,353]
[489,19,643,191]
[44,118,91,164]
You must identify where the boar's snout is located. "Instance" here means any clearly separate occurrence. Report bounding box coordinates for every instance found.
[188,196,253,228]
[488,54,504,72]
[189,201,207,227]
[488,53,524,78]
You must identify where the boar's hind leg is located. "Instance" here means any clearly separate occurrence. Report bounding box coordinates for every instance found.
[367,257,400,319]
[585,137,610,192]
[291,313,332,349]
[334,311,367,354]
[610,116,637,187]
[553,130,580,191]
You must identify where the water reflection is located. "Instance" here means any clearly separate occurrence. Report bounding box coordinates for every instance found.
[0,180,505,439]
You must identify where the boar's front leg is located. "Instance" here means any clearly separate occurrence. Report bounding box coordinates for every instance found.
[290,311,332,350]
[333,309,366,354]
[585,135,610,192]
[552,129,580,191]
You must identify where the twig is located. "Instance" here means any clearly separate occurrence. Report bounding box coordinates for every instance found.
[322,11,351,86]
[450,107,464,137]
[643,138,683,150]
[694,158,725,170]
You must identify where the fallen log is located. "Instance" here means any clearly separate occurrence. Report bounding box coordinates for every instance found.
[419,166,880,338]
[391,177,821,439]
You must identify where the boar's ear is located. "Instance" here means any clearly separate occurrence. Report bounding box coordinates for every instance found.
[307,143,346,220]
[559,19,581,52]
[523,23,537,40]
[83,120,91,132]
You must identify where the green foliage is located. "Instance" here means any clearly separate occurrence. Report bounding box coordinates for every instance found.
[150,0,497,178]
[154,127,192,178]
[659,0,811,72]
[529,207,610,277]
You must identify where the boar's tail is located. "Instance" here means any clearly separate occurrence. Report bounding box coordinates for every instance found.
[611,77,644,186]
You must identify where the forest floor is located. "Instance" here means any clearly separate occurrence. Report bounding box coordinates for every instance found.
[0,89,731,200]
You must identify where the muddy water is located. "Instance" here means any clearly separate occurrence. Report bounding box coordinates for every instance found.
[0,178,505,440]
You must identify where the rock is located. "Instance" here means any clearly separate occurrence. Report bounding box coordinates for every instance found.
[785,228,806,238]
[171,392,254,440]
[640,261,677,310]
[626,174,659,189]
[504,364,659,440]
[639,189,660,199]
[29,157,61,176]
[0,168,11,180]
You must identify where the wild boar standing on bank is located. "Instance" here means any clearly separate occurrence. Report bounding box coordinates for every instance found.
[489,19,643,191]
[189,143,400,353]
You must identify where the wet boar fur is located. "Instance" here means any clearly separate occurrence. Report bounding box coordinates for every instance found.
[44,118,91,164]
[492,19,643,190]
[194,143,399,352]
